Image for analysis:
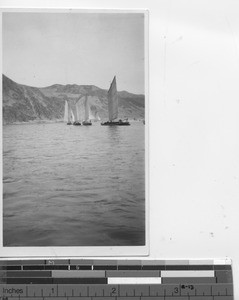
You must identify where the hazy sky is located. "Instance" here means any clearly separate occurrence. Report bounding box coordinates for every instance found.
[3,12,145,94]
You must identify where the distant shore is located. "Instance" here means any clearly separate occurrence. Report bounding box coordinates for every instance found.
[3,119,64,126]
[3,118,144,126]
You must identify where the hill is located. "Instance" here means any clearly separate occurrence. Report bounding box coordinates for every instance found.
[2,75,145,124]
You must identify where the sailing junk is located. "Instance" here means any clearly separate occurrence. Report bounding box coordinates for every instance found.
[101,76,130,126]
[76,95,100,125]
[64,94,101,126]
[82,95,92,126]
[64,99,81,125]
[64,100,73,125]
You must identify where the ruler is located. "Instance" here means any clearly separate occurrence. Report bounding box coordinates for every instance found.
[0,259,233,299]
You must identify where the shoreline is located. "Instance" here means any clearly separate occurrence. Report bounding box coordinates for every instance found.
[3,119,64,126]
[3,118,144,126]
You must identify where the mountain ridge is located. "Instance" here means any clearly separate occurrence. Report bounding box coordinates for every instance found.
[2,74,145,124]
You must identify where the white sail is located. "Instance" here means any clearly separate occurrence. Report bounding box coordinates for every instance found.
[76,97,85,122]
[76,100,81,121]
[71,110,75,122]
[67,101,73,122]
[89,108,100,121]
[86,98,101,122]
[72,105,78,122]
[64,100,70,122]
[67,101,72,122]
[84,95,90,121]
[89,110,96,120]
[108,76,118,121]
[74,94,100,123]
[95,112,101,121]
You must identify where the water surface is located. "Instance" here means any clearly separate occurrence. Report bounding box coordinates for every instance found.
[3,122,145,246]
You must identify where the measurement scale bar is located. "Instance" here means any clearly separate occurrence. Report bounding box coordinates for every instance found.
[0,259,234,299]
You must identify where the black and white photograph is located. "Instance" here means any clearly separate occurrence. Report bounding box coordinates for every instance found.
[2,10,148,253]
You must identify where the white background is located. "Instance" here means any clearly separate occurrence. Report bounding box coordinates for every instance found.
[1,0,239,297]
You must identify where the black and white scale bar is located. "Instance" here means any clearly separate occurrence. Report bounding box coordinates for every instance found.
[0,271,232,284]
[0,259,233,299]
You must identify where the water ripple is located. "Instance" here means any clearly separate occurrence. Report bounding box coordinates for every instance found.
[3,122,145,246]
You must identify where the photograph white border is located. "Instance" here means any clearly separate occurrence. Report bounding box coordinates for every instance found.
[0,7,149,257]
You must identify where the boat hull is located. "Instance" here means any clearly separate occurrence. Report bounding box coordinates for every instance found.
[101,121,130,126]
[82,121,92,126]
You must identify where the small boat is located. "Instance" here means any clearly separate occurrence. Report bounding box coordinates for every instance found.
[76,95,97,126]
[101,119,130,126]
[64,100,81,125]
[82,95,92,126]
[101,76,130,126]
[64,100,72,124]
[82,120,92,125]
[73,121,81,126]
